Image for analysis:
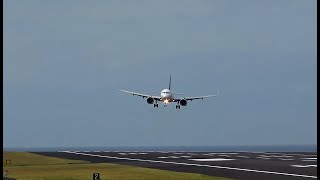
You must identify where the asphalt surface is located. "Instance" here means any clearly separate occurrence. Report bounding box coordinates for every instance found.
[34,151,317,180]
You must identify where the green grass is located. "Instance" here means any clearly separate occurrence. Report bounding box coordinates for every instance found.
[3,152,233,180]
[3,152,88,166]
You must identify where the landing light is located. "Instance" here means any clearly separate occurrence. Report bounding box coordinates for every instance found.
[164,99,169,104]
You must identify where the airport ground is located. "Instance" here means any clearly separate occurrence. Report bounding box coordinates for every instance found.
[3,151,317,180]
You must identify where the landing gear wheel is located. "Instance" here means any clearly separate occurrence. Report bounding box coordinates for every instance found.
[176,105,180,109]
[154,104,158,108]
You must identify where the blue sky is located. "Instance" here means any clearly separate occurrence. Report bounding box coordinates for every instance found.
[4,0,316,148]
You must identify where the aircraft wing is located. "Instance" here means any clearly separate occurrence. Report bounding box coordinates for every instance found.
[119,89,161,101]
[175,90,219,101]
[184,95,217,101]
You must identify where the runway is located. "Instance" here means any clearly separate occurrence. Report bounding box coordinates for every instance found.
[34,151,317,180]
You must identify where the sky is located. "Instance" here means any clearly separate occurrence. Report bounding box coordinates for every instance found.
[4,0,317,148]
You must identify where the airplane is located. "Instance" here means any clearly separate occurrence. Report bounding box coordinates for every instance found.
[119,74,219,109]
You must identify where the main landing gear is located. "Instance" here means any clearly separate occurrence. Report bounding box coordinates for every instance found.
[154,103,159,108]
[176,104,181,109]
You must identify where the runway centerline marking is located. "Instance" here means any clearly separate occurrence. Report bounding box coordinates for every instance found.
[60,151,317,179]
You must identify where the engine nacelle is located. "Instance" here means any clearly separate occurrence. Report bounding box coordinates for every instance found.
[147,97,154,104]
[180,99,187,106]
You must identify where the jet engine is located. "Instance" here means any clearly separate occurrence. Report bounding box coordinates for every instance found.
[180,99,187,106]
[147,97,154,104]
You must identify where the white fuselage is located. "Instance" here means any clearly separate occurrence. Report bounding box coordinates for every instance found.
[160,89,174,104]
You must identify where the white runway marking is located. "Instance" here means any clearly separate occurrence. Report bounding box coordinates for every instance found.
[263,153,316,157]
[158,156,180,159]
[119,153,127,155]
[237,156,249,158]
[302,160,317,162]
[279,158,294,161]
[256,152,317,157]
[245,152,316,157]
[259,155,294,158]
[158,157,169,159]
[128,153,137,155]
[260,152,281,155]
[206,153,238,155]
[220,153,238,155]
[190,158,235,162]
[218,155,230,157]
[302,158,317,160]
[291,165,317,168]
[60,151,317,179]
[169,156,180,158]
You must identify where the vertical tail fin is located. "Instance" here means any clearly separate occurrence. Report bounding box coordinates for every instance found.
[169,74,171,90]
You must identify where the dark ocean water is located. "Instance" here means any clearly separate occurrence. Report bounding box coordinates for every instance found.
[3,145,317,152]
